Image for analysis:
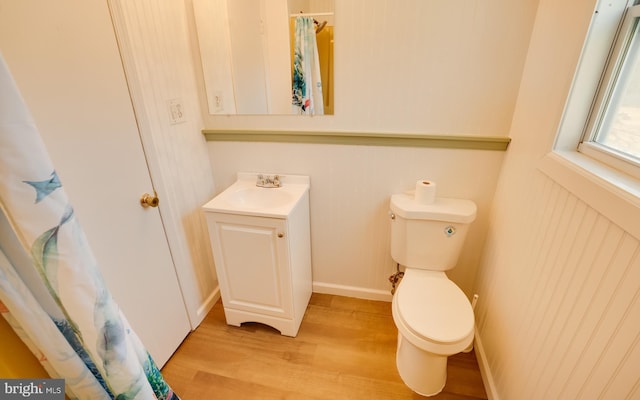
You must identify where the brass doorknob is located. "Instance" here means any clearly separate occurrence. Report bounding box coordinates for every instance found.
[140,191,159,208]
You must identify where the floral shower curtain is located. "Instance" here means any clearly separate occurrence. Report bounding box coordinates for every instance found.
[292,16,325,115]
[0,56,178,399]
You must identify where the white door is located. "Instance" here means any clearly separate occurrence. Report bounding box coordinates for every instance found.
[0,0,190,367]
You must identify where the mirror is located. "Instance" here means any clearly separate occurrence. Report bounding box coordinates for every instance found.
[193,0,335,115]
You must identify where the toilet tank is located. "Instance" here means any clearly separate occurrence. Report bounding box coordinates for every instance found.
[390,193,477,271]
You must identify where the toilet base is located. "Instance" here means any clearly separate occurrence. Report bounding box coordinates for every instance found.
[396,333,448,397]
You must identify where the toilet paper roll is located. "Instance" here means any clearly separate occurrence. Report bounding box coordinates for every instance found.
[414,180,437,204]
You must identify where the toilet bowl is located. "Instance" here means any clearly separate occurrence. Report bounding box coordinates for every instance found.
[389,192,477,396]
[392,268,474,396]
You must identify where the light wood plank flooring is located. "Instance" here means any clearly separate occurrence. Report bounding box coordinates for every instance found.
[162,293,487,400]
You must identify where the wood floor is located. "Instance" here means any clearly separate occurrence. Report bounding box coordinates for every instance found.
[161,293,488,400]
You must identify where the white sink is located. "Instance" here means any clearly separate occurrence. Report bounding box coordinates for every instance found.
[226,187,294,209]
[203,172,310,218]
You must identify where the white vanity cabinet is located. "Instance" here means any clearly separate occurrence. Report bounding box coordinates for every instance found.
[203,173,312,337]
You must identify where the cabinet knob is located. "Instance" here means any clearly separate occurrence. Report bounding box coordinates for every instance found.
[277,233,284,238]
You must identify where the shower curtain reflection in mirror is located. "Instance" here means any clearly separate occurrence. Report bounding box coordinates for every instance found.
[290,12,334,115]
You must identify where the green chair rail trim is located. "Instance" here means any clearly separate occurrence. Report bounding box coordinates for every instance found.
[202,130,511,151]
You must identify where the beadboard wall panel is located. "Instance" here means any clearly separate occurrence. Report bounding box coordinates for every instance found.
[477,172,640,400]
[109,0,218,327]
[207,141,505,301]
[473,0,640,398]
[198,0,539,135]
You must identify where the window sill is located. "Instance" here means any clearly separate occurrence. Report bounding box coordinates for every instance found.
[537,150,640,239]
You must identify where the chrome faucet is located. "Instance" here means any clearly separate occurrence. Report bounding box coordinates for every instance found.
[256,174,281,188]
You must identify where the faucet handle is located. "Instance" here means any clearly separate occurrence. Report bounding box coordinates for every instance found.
[255,173,282,187]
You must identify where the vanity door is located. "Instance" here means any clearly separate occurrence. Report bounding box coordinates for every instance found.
[210,213,293,319]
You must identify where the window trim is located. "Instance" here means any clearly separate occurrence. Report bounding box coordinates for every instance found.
[554,0,633,152]
[542,0,640,238]
[578,4,640,176]
[538,151,640,240]
[580,141,640,180]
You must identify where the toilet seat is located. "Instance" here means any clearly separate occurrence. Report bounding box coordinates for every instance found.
[393,269,474,354]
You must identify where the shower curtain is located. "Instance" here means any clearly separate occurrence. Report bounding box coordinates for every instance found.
[292,16,325,115]
[0,56,178,399]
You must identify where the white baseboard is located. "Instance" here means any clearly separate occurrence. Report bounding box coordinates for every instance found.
[192,286,221,329]
[474,328,500,400]
[312,281,392,302]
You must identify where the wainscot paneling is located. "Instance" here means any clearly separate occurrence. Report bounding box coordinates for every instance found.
[207,141,505,301]
[472,0,640,397]
[475,170,640,400]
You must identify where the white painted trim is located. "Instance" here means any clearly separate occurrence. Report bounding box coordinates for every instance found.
[554,0,630,151]
[193,286,221,328]
[474,328,500,400]
[537,151,640,239]
[312,282,392,302]
[579,141,640,180]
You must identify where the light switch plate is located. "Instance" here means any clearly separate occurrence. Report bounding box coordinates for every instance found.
[168,98,186,124]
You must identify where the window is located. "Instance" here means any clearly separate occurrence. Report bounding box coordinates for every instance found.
[542,0,640,240]
[579,2,640,179]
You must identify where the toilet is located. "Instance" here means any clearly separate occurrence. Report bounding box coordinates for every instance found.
[389,192,477,396]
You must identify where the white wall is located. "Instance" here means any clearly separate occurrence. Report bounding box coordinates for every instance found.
[200,0,540,133]
[200,0,539,299]
[208,142,504,300]
[474,0,640,398]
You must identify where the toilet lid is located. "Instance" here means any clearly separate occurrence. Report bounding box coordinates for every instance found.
[396,270,474,345]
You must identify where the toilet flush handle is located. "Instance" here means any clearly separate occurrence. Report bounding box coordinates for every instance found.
[389,212,396,220]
